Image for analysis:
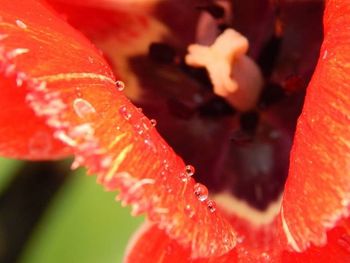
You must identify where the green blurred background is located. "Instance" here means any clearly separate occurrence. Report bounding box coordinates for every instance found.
[0,157,144,263]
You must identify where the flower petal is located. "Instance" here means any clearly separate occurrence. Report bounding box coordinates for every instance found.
[0,0,236,257]
[281,0,350,252]
[126,218,350,262]
[124,222,238,263]
[282,217,350,263]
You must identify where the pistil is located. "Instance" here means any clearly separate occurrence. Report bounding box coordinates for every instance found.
[185,28,263,111]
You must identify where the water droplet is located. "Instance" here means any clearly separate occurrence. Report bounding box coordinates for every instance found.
[73,98,96,118]
[116,80,125,91]
[137,107,143,113]
[208,242,216,254]
[206,199,216,213]
[178,173,187,182]
[119,105,132,120]
[184,204,195,218]
[163,160,169,170]
[185,165,195,176]
[180,165,195,182]
[133,123,144,135]
[144,138,157,153]
[141,117,151,131]
[150,119,157,127]
[193,183,208,202]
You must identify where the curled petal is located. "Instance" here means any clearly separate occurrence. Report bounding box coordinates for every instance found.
[126,218,350,262]
[0,0,236,257]
[281,0,350,252]
[124,222,238,263]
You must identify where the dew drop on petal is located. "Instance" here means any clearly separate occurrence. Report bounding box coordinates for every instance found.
[150,119,157,127]
[184,204,196,219]
[144,139,157,152]
[163,160,169,170]
[179,172,188,182]
[116,80,125,91]
[206,199,216,213]
[180,165,195,182]
[73,98,96,118]
[133,123,144,135]
[166,186,173,193]
[185,164,195,176]
[141,117,151,131]
[119,105,132,120]
[194,183,208,202]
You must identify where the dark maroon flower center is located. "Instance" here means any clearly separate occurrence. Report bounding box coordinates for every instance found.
[129,0,324,211]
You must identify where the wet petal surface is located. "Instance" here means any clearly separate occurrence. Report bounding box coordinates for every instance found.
[0,0,236,257]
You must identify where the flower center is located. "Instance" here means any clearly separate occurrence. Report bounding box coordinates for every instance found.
[128,0,323,221]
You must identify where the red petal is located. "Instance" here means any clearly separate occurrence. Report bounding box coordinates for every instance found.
[126,218,350,262]
[47,0,153,40]
[0,0,236,257]
[124,223,238,263]
[282,217,350,263]
[0,71,69,159]
[281,0,350,251]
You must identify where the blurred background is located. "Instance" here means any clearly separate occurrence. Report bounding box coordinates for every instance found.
[0,157,144,263]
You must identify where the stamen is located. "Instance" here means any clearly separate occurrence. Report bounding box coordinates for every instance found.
[185,29,263,111]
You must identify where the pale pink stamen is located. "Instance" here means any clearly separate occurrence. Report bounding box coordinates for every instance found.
[185,28,263,111]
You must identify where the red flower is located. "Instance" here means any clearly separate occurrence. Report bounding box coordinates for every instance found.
[0,0,349,262]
